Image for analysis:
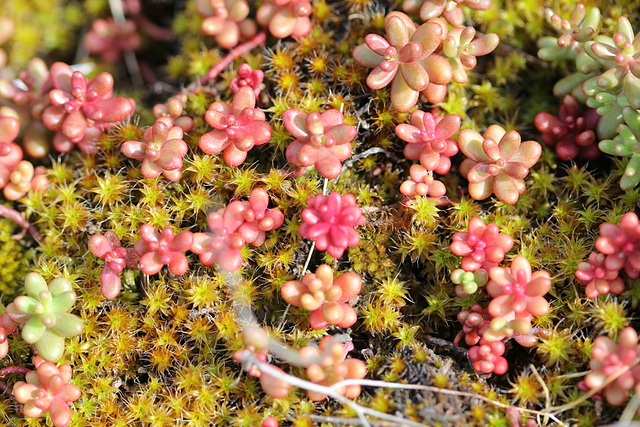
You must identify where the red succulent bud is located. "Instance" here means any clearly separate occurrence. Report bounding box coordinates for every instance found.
[595,212,640,278]
[230,63,264,97]
[134,225,194,276]
[450,217,514,271]
[468,338,508,375]
[400,164,446,198]
[576,251,625,298]
[299,192,366,259]
[89,231,139,300]
[83,18,141,63]
[196,0,257,49]
[257,0,312,39]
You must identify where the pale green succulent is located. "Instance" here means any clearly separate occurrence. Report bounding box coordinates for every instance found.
[6,272,83,362]
[599,106,640,190]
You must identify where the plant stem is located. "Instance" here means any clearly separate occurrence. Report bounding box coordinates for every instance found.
[0,205,41,242]
[0,366,30,376]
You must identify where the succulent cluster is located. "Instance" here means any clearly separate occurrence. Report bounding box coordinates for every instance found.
[1,0,640,426]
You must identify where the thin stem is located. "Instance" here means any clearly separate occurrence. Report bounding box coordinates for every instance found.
[0,366,30,376]
[108,0,144,87]
[0,205,42,242]
[187,32,267,91]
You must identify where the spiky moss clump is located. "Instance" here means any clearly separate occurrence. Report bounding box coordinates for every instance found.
[0,218,31,300]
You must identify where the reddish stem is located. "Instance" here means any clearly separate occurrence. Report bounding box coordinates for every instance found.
[133,14,172,41]
[187,32,268,91]
[0,366,30,376]
[0,205,42,242]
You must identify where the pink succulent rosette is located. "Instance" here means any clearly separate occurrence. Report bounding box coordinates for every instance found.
[584,327,640,406]
[450,217,514,271]
[402,0,492,27]
[121,119,188,182]
[281,264,362,330]
[83,18,141,63]
[399,164,446,198]
[534,95,600,160]
[575,252,625,298]
[0,115,24,188]
[454,303,491,346]
[89,231,140,300]
[299,192,366,259]
[195,0,257,49]
[230,63,264,97]
[486,255,551,320]
[191,188,284,271]
[134,225,194,276]
[199,87,272,166]
[257,0,312,39]
[353,12,452,112]
[13,356,82,427]
[3,161,48,201]
[468,338,508,375]
[396,111,460,174]
[458,125,542,205]
[42,62,135,154]
[283,109,357,179]
[595,212,640,278]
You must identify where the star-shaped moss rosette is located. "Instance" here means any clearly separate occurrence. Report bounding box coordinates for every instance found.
[13,356,81,427]
[5,273,83,363]
[599,106,640,190]
[352,12,451,112]
[283,109,357,179]
[199,86,272,166]
[458,125,542,204]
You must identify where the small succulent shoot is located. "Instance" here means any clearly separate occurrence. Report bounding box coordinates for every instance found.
[230,63,264,97]
[576,252,625,298]
[441,26,500,84]
[88,231,138,300]
[594,211,640,279]
[152,94,194,132]
[13,356,81,427]
[599,107,640,190]
[486,256,551,320]
[584,16,640,109]
[83,18,140,63]
[281,264,362,330]
[538,4,601,62]
[283,108,357,179]
[534,95,600,160]
[458,125,542,204]
[451,268,488,297]
[300,336,367,401]
[399,164,446,198]
[256,0,312,39]
[42,62,135,154]
[0,57,52,122]
[454,304,491,346]
[195,0,257,49]
[6,273,83,363]
[4,160,48,200]
[583,326,640,406]
[299,192,366,259]
[450,217,514,272]
[402,0,491,27]
[352,12,451,112]
[134,225,194,276]
[395,111,460,175]
[0,115,25,188]
[192,188,284,271]
[199,86,272,166]
[121,119,189,182]
[468,338,508,375]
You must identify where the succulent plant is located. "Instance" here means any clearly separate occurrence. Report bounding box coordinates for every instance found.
[599,107,640,190]
[576,251,625,298]
[3,160,48,200]
[13,356,81,427]
[199,86,272,166]
[0,115,24,188]
[283,108,357,179]
[121,119,189,182]
[395,111,460,174]
[594,211,640,278]
[256,0,312,39]
[299,192,366,259]
[451,267,488,296]
[152,94,194,132]
[441,26,499,84]
[450,217,514,272]
[399,164,446,198]
[468,338,508,375]
[196,0,257,49]
[83,18,140,63]
[42,62,135,154]
[353,12,450,112]
[134,225,194,276]
[230,63,264,96]
[281,264,362,330]
[6,273,83,363]
[455,303,491,346]
[537,4,601,62]
[88,231,138,300]
[458,125,542,204]
[534,95,600,160]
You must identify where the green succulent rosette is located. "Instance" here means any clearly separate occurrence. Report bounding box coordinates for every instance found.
[6,272,83,362]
